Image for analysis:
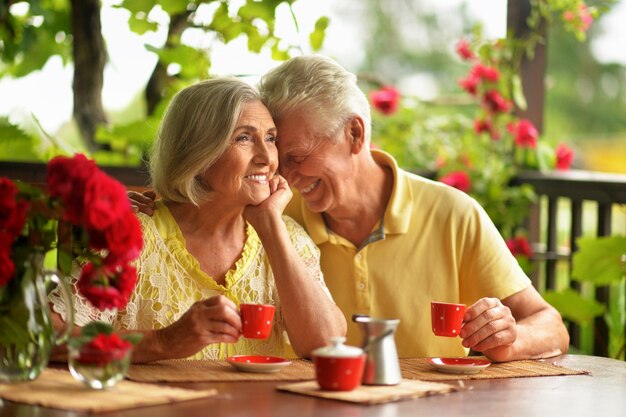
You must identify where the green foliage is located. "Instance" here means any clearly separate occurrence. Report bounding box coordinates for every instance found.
[543,288,606,323]
[0,118,39,161]
[572,236,626,285]
[548,235,626,358]
[0,0,72,77]
[68,321,143,350]
[0,0,330,164]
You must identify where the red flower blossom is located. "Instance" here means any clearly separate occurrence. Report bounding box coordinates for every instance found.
[471,64,500,82]
[439,171,471,193]
[483,90,511,113]
[473,118,500,140]
[370,86,401,115]
[78,263,137,310]
[511,119,538,148]
[83,171,131,231]
[506,236,533,258]
[455,39,475,61]
[555,143,574,170]
[104,211,143,265]
[564,4,593,32]
[47,154,98,224]
[459,75,479,95]
[0,250,15,287]
[76,333,132,366]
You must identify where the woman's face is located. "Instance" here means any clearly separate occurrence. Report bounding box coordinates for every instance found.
[202,101,278,207]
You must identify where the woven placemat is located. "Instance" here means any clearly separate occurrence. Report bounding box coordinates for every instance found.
[277,379,459,405]
[400,358,589,381]
[127,359,315,382]
[0,368,216,414]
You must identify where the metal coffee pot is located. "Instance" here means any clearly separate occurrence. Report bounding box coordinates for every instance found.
[352,315,401,385]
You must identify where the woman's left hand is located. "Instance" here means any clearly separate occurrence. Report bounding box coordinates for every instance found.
[244,174,292,228]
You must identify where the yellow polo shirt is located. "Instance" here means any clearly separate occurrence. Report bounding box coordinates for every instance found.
[285,150,530,358]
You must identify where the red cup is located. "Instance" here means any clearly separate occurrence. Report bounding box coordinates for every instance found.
[313,355,366,391]
[431,301,466,337]
[312,337,366,391]
[240,303,275,339]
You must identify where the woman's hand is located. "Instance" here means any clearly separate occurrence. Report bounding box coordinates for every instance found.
[459,297,517,360]
[243,174,292,230]
[128,190,157,216]
[154,295,242,359]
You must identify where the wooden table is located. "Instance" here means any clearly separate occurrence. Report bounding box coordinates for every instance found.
[1,355,624,417]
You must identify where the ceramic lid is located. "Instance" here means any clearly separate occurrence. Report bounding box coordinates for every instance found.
[312,337,363,358]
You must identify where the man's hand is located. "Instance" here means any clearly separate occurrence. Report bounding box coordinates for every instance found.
[128,190,157,216]
[459,297,517,360]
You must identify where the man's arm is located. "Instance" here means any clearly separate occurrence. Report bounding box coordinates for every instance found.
[460,286,570,362]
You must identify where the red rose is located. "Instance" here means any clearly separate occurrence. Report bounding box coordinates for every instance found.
[512,119,538,149]
[483,90,511,113]
[83,171,131,231]
[108,263,137,300]
[78,262,137,310]
[103,212,143,264]
[459,75,479,95]
[439,171,471,193]
[0,177,18,211]
[47,154,98,224]
[471,64,500,82]
[77,333,132,366]
[455,39,475,61]
[555,143,574,170]
[506,236,533,258]
[0,250,15,287]
[370,86,401,115]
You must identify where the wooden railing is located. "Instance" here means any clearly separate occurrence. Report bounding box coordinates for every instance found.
[515,169,626,357]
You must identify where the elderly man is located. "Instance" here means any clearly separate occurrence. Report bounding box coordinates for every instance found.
[132,55,569,361]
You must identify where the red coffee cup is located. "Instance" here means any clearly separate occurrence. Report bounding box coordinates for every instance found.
[431,301,466,337]
[312,337,366,391]
[240,303,275,339]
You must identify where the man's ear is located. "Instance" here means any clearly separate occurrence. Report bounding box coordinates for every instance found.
[347,116,366,155]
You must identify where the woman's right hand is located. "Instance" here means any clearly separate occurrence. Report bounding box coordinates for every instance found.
[155,295,242,359]
[128,190,157,216]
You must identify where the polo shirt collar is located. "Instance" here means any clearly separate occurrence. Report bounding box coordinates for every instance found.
[299,149,414,244]
[371,150,413,235]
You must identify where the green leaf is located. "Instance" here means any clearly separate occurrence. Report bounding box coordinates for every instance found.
[309,16,329,51]
[572,236,626,285]
[128,13,159,34]
[118,0,156,14]
[543,288,606,324]
[122,332,144,346]
[536,141,555,172]
[158,0,189,15]
[238,1,275,25]
[511,74,527,111]
[81,321,114,339]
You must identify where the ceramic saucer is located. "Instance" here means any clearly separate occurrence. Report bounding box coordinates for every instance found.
[226,355,292,373]
[427,357,491,374]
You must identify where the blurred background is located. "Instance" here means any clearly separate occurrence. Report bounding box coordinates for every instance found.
[0,0,624,173]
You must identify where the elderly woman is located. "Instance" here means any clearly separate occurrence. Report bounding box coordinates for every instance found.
[52,78,346,362]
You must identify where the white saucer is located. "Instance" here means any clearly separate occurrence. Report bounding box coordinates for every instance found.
[226,355,292,373]
[427,357,491,374]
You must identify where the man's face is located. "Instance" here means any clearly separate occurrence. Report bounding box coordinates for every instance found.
[276,108,354,215]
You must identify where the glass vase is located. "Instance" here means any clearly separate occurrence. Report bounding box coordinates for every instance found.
[68,345,132,389]
[0,253,74,382]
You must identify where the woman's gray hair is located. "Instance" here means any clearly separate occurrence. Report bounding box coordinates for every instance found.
[149,78,261,205]
[258,55,371,143]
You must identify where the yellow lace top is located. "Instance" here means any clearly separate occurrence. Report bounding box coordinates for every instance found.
[51,201,331,360]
